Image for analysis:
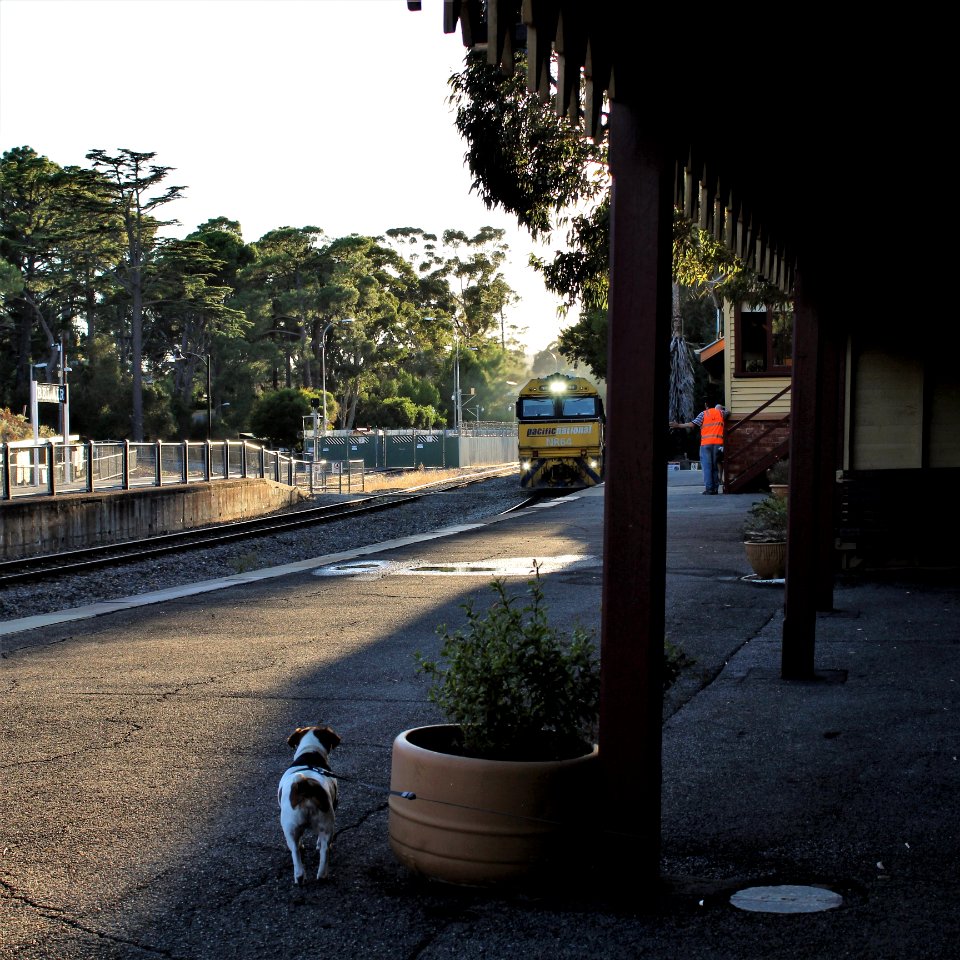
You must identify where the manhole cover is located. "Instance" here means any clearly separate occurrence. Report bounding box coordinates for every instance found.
[729,884,843,914]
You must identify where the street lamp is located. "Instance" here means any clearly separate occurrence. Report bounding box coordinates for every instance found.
[320,318,354,445]
[48,339,74,481]
[446,324,467,431]
[422,315,464,430]
[49,339,72,443]
[453,332,463,431]
[174,349,212,440]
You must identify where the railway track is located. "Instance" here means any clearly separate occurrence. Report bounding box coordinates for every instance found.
[0,468,520,586]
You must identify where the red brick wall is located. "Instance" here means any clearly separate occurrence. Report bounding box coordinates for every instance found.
[725,417,790,491]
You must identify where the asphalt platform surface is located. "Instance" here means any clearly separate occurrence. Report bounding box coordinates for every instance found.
[1,471,958,959]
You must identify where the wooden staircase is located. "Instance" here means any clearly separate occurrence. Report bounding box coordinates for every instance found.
[723,384,791,494]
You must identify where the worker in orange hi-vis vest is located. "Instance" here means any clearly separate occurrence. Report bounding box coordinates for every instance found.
[670,401,728,495]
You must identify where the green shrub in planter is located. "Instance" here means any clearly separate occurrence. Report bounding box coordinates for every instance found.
[743,494,788,542]
[417,565,599,762]
[417,565,695,762]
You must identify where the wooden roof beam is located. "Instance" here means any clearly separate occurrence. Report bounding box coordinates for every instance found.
[522,0,558,104]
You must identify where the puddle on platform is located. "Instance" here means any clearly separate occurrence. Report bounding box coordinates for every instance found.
[313,555,596,580]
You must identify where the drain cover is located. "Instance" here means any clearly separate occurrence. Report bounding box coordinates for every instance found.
[730,884,843,914]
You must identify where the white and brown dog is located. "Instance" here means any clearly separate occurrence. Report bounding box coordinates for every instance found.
[278,725,341,884]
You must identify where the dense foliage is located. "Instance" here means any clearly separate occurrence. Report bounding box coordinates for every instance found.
[449,54,790,384]
[0,146,534,444]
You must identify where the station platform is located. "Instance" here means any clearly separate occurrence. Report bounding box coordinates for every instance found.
[1,472,957,959]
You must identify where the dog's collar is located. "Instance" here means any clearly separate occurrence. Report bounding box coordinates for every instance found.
[288,750,332,774]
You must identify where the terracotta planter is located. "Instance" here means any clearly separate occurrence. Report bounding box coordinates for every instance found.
[388,724,598,885]
[744,540,786,579]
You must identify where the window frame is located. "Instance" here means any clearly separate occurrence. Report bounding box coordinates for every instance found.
[734,305,794,377]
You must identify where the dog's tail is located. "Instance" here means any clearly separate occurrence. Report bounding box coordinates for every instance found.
[289,774,334,813]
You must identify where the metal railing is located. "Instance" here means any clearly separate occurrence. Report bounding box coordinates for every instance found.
[0,439,365,501]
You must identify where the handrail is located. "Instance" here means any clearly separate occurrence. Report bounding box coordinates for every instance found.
[726,382,792,436]
[728,415,791,465]
[0,439,364,501]
[722,383,792,493]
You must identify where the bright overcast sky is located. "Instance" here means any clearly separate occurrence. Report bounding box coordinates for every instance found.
[0,0,569,354]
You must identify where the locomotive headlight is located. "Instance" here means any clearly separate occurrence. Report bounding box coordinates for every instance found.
[548,380,567,394]
[521,460,532,472]
[589,459,598,469]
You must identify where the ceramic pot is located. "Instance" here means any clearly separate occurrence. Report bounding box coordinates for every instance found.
[388,724,598,885]
[744,540,786,579]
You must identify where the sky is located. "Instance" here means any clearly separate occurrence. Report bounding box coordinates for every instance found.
[0,0,569,355]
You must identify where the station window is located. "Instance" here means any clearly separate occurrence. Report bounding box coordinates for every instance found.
[735,307,793,375]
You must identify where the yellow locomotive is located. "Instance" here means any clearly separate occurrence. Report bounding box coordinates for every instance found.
[515,374,605,489]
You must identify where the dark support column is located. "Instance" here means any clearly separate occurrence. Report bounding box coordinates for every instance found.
[782,271,821,678]
[813,320,844,611]
[599,102,672,883]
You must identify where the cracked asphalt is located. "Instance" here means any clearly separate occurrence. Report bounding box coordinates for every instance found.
[2,473,958,959]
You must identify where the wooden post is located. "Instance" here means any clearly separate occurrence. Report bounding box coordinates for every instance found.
[782,272,821,678]
[599,103,672,882]
[813,320,844,611]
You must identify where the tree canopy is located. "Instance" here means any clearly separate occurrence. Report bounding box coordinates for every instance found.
[448,53,789,381]
[0,145,533,444]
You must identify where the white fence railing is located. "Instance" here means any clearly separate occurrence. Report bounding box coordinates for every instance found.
[0,439,365,501]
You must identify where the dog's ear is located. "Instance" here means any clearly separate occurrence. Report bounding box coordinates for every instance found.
[316,726,341,751]
[287,727,309,748]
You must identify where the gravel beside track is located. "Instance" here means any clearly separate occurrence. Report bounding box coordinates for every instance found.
[0,473,528,623]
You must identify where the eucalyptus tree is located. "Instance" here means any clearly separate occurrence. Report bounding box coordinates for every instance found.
[0,147,101,407]
[84,148,185,439]
[387,225,514,342]
[240,226,326,388]
[255,230,437,430]
[52,163,129,344]
[382,225,519,424]
[149,237,249,436]
[319,234,424,429]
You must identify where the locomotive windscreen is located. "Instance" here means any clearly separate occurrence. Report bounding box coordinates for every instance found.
[561,397,601,417]
[519,397,556,418]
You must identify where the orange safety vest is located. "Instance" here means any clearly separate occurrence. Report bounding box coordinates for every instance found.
[700,407,724,445]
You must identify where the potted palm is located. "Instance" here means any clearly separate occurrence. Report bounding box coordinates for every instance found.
[743,494,788,579]
[387,564,601,886]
